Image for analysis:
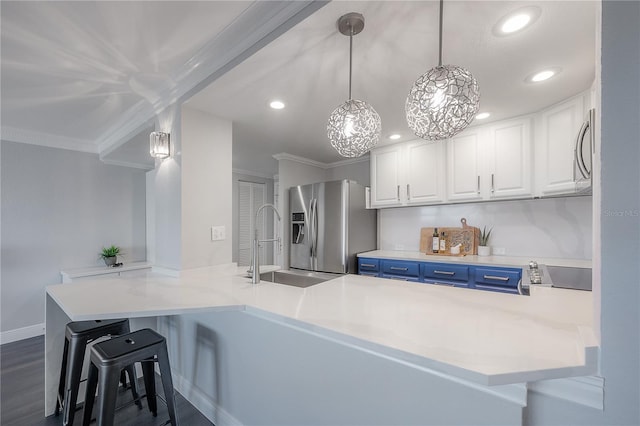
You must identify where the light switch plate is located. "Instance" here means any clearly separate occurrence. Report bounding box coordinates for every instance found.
[211,226,226,241]
[493,247,506,255]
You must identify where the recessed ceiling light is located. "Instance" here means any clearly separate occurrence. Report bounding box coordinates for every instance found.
[388,134,401,140]
[475,112,491,120]
[501,14,530,34]
[493,6,541,37]
[269,100,285,109]
[526,68,561,83]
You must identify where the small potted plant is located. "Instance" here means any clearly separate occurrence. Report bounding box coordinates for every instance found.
[478,227,492,256]
[100,245,121,267]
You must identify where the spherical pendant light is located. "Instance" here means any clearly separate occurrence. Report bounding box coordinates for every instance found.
[327,13,381,158]
[406,0,480,141]
[328,99,381,158]
[406,64,479,140]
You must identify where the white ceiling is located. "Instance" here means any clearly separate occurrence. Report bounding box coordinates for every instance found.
[1,1,596,176]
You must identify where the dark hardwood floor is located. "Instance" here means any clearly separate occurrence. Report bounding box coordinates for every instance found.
[1,335,213,426]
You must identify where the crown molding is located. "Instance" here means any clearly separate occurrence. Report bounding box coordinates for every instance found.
[1,126,98,153]
[272,152,370,170]
[96,1,326,157]
[272,152,328,169]
[100,158,154,171]
[232,168,276,180]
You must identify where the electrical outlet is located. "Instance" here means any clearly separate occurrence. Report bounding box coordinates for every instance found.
[493,247,506,255]
[211,226,226,241]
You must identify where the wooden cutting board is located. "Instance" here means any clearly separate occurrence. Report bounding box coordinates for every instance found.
[419,218,480,256]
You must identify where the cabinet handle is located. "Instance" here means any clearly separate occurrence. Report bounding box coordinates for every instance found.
[491,174,495,193]
[390,266,409,271]
[433,281,455,287]
[483,275,509,281]
[407,184,411,200]
[477,176,480,194]
[361,263,376,268]
[397,185,400,201]
[434,270,455,275]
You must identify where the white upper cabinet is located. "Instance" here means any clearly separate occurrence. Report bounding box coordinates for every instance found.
[370,140,445,208]
[369,91,589,209]
[536,94,586,195]
[370,145,402,207]
[405,140,445,205]
[487,117,533,199]
[446,117,532,202]
[446,129,483,202]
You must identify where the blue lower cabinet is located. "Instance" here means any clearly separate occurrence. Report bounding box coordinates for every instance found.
[422,263,470,283]
[358,258,380,276]
[381,274,421,283]
[359,257,523,295]
[473,267,521,294]
[380,260,420,278]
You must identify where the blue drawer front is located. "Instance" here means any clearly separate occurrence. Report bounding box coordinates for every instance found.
[381,274,421,283]
[381,260,420,277]
[422,263,469,282]
[474,267,521,289]
[358,258,380,274]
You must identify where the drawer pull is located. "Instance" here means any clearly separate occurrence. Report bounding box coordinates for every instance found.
[483,275,509,281]
[433,281,455,287]
[434,270,455,276]
[390,266,409,271]
[360,263,376,268]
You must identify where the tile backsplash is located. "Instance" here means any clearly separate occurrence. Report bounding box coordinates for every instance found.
[378,196,592,260]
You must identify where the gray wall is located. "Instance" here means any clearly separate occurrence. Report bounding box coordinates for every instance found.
[1,141,146,334]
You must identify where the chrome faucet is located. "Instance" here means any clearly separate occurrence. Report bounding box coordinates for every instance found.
[250,203,282,284]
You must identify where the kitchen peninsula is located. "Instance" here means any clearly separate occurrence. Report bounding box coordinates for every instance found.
[45,263,597,425]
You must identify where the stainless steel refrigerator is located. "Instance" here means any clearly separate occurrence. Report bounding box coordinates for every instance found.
[289,180,376,274]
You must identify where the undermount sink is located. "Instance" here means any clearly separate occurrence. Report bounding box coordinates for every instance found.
[259,270,339,288]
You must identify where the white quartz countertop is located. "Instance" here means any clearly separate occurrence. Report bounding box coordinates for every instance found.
[358,250,592,268]
[46,263,597,386]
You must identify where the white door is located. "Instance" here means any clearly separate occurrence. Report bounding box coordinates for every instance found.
[405,140,445,205]
[537,95,585,195]
[238,181,266,266]
[370,145,402,207]
[447,130,483,202]
[488,117,532,199]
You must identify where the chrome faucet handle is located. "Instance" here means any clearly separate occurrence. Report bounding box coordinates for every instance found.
[529,260,538,270]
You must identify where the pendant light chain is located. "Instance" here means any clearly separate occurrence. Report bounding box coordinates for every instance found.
[348,25,353,100]
[438,0,443,67]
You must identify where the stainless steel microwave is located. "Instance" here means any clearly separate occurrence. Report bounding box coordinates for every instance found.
[574,108,595,194]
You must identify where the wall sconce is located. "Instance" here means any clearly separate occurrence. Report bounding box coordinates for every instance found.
[150,131,170,159]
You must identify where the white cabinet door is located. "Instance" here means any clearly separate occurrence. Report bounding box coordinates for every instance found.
[405,140,445,205]
[370,145,402,207]
[487,117,533,199]
[537,95,585,195]
[447,130,483,202]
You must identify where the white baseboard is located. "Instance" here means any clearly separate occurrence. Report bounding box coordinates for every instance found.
[172,374,242,426]
[0,323,45,345]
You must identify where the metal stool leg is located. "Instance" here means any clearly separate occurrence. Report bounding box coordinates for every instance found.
[141,359,158,416]
[124,364,142,408]
[95,366,121,426]
[63,336,88,426]
[55,337,70,416]
[82,363,99,426]
[157,344,179,426]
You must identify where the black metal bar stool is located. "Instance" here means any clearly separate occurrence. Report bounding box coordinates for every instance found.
[82,328,179,426]
[55,319,140,426]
